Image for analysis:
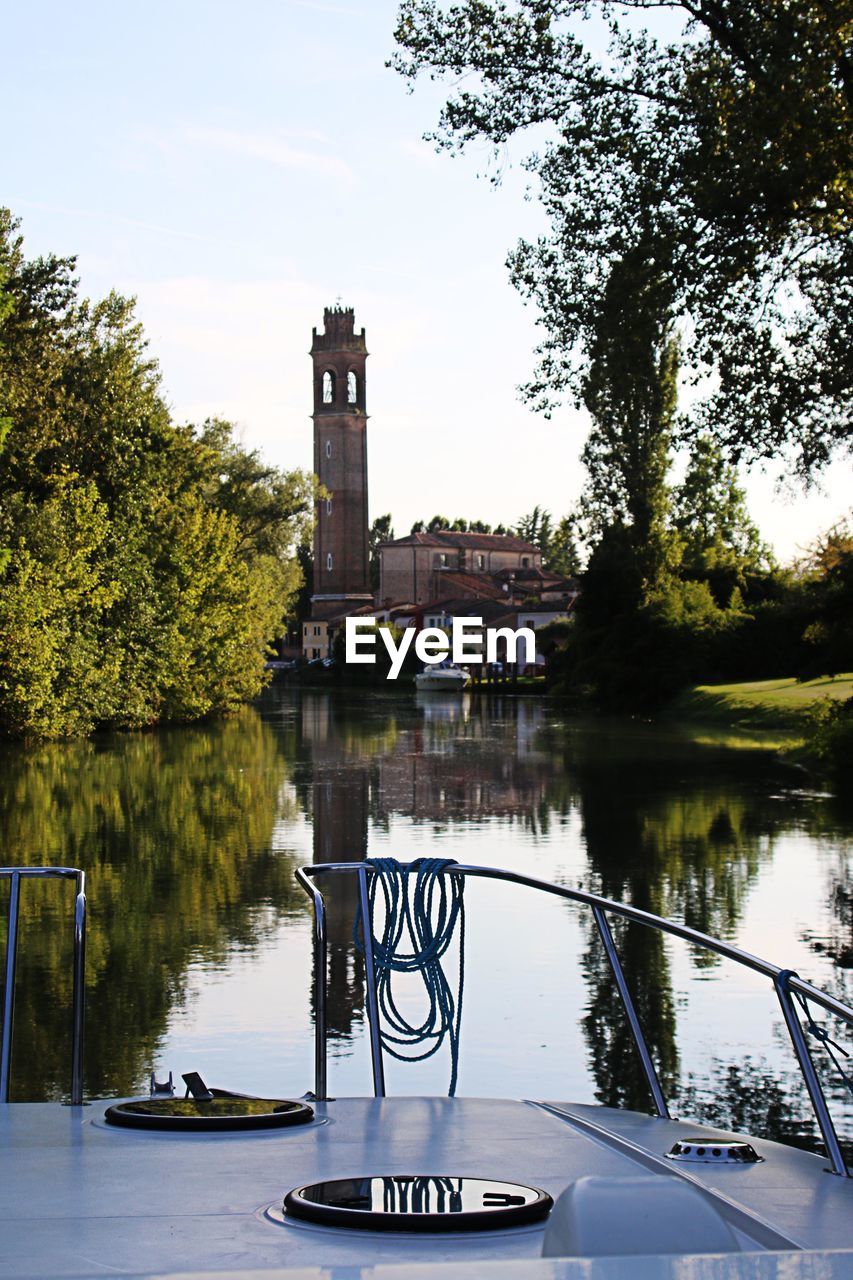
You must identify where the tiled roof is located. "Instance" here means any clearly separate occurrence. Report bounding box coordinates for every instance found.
[431,570,507,599]
[418,597,516,621]
[380,530,540,554]
[308,600,376,622]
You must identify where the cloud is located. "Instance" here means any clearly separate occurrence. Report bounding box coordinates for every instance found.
[398,139,444,168]
[183,127,354,182]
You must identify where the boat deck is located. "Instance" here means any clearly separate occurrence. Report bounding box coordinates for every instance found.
[2,1096,853,1279]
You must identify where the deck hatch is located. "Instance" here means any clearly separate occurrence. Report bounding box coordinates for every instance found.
[284,1175,552,1231]
[104,1091,314,1131]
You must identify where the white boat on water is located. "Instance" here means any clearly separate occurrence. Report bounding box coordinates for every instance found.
[2,859,853,1279]
[414,662,470,691]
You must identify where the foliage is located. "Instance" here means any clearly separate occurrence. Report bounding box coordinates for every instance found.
[409,514,507,534]
[673,434,772,602]
[369,512,395,590]
[392,0,853,477]
[579,251,682,594]
[516,502,581,574]
[560,570,742,710]
[796,517,853,678]
[0,211,314,738]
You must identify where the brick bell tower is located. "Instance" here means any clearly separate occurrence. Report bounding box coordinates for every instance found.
[310,305,373,608]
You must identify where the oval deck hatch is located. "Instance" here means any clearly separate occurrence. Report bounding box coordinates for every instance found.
[284,1175,553,1232]
[104,1092,314,1132]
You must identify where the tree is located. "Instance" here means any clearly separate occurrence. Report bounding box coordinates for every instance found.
[392,0,852,476]
[0,210,314,738]
[578,251,681,597]
[369,512,395,589]
[673,434,771,602]
[410,514,495,534]
[516,504,554,556]
[548,513,582,578]
[796,517,853,678]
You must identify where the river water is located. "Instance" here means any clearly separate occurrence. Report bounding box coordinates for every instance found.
[2,686,851,1153]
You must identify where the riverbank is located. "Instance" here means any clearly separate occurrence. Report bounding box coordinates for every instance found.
[661,674,853,782]
[663,674,853,732]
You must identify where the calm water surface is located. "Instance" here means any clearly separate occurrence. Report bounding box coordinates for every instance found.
[2,686,852,1153]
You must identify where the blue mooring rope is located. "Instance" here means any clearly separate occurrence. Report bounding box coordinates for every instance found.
[353,857,465,1095]
[777,969,853,1102]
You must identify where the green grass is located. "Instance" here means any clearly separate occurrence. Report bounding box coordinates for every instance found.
[664,673,853,733]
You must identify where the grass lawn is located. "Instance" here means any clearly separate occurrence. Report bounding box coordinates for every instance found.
[664,673,853,732]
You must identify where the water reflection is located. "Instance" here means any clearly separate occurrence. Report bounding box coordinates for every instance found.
[0,712,303,1099]
[1,686,851,1159]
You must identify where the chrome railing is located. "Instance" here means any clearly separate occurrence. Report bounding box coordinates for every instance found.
[1,867,87,1105]
[296,861,853,1177]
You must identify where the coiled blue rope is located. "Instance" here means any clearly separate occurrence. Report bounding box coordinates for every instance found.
[353,857,465,1095]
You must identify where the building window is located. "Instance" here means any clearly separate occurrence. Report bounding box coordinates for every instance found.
[313,625,320,636]
[327,553,333,571]
[322,371,335,404]
[326,498,333,515]
[521,556,529,568]
[347,371,357,404]
[477,554,485,570]
[435,552,449,568]
[325,439,332,458]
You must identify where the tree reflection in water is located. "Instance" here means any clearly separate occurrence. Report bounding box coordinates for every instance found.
[1,686,850,1161]
[542,719,852,1150]
[0,710,303,1100]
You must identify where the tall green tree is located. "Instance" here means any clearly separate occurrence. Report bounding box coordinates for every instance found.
[579,252,681,599]
[0,211,314,739]
[392,0,852,476]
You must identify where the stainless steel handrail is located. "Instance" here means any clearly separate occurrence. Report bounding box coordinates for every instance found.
[1,867,87,1105]
[296,860,853,1177]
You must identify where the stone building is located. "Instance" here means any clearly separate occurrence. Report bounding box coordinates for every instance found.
[377,529,543,608]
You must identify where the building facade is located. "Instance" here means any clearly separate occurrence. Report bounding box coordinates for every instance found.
[378,530,543,608]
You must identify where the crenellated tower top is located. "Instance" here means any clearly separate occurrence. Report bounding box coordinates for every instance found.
[311,305,367,354]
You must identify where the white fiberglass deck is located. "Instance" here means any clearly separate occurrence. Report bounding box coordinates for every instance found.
[2,1096,853,1280]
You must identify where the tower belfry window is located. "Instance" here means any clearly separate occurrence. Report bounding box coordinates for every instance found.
[327,553,333,571]
[322,371,335,404]
[326,498,333,515]
[325,440,332,458]
[347,371,357,405]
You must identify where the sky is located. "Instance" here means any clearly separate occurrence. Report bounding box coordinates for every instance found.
[4,0,849,560]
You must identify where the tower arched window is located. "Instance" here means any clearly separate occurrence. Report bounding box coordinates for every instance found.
[322,371,335,404]
[347,371,357,405]
[326,552,333,571]
[325,440,332,458]
[326,498,332,515]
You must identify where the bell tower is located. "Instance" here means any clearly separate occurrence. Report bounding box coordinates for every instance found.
[310,306,373,607]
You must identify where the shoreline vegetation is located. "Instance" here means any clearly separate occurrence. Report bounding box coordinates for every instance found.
[661,675,853,783]
[664,674,853,733]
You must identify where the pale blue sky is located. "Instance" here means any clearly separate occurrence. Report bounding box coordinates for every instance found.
[4,0,849,557]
